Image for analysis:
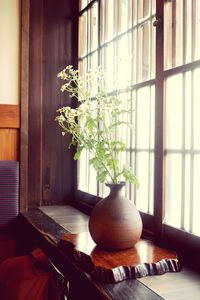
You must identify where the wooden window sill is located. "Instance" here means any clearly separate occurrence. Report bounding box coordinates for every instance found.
[19,205,200,300]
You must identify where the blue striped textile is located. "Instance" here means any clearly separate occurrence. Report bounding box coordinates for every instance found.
[0,161,19,227]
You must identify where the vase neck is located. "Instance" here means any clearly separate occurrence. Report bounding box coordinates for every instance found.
[106,182,125,195]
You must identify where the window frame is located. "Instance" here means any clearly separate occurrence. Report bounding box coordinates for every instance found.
[75,0,200,271]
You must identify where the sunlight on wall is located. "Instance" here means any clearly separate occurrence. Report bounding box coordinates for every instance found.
[0,0,20,104]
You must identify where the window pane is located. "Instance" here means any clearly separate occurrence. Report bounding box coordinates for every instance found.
[100,0,114,43]
[133,85,155,214]
[135,151,153,214]
[164,67,200,236]
[193,155,200,236]
[193,68,200,149]
[78,0,155,217]
[164,0,200,69]
[79,0,88,11]
[118,0,129,33]
[78,58,87,77]
[78,150,97,195]
[103,43,115,92]
[138,0,150,20]
[136,86,155,150]
[132,1,156,84]
[194,0,200,60]
[137,22,150,82]
[164,0,183,69]
[79,13,87,57]
[165,154,182,228]
[116,34,131,89]
[165,74,183,150]
[90,3,98,51]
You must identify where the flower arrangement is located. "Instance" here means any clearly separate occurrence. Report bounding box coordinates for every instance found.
[55,65,138,186]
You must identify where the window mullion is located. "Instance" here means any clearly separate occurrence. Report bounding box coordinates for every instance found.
[153,0,164,240]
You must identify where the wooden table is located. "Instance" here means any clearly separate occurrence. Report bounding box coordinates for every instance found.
[18,206,181,300]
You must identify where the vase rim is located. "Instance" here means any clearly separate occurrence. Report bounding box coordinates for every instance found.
[105,181,126,188]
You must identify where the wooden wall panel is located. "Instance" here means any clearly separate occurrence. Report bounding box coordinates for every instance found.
[26,0,78,208]
[42,0,73,205]
[0,129,19,160]
[0,104,20,128]
[0,104,20,160]
[20,0,78,210]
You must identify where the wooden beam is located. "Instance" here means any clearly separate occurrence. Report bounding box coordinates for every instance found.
[0,104,20,128]
[20,0,30,213]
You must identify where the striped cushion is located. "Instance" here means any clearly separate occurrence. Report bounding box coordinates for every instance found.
[0,161,19,228]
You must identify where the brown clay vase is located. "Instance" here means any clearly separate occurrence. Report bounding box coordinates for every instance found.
[88,182,143,250]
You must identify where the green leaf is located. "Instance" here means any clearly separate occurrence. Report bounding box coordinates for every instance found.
[122,167,139,187]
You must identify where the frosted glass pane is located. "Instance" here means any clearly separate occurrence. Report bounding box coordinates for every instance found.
[104,43,115,91]
[138,0,150,20]
[149,153,154,215]
[79,13,87,57]
[193,68,200,149]
[116,92,131,148]
[184,71,192,150]
[164,1,183,68]
[192,155,200,236]
[117,35,131,88]
[183,154,191,232]
[90,3,98,51]
[135,151,150,213]
[165,74,183,149]
[78,149,89,192]
[194,0,200,60]
[150,86,155,149]
[105,0,114,42]
[185,1,192,64]
[137,87,151,149]
[118,0,128,33]
[137,22,151,82]
[88,162,98,195]
[165,154,182,228]
[79,0,88,10]
[88,52,98,95]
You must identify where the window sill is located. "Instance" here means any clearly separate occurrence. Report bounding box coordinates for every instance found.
[20,205,200,300]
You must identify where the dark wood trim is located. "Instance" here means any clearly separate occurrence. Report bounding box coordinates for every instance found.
[162,224,200,272]
[0,104,20,128]
[28,0,43,207]
[20,0,30,213]
[20,0,78,210]
[153,0,164,240]
[71,0,79,197]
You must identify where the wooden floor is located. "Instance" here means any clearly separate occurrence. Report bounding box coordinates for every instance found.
[40,205,200,300]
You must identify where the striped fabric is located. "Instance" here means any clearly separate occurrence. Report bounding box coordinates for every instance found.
[0,161,19,228]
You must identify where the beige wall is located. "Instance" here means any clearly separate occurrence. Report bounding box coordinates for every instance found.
[0,0,20,104]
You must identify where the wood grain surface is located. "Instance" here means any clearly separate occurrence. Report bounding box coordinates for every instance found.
[59,231,181,283]
[0,104,20,128]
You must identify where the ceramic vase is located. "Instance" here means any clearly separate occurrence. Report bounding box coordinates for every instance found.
[88,182,143,250]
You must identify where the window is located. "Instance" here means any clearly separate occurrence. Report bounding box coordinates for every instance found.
[77,0,200,256]
[78,0,156,216]
[164,0,200,236]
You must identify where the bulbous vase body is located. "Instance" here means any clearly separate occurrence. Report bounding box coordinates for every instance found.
[88,183,143,250]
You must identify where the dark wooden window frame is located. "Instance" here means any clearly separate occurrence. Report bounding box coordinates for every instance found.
[20,0,200,272]
[75,0,200,271]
